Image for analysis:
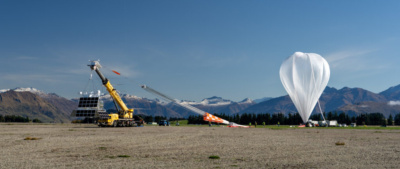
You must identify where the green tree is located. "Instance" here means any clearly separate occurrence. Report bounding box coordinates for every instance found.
[240,113,250,124]
[369,113,385,125]
[395,113,400,125]
[351,116,356,123]
[287,113,293,124]
[32,118,42,123]
[154,116,166,123]
[277,113,285,124]
[356,114,367,125]
[345,114,351,124]
[327,112,333,120]
[310,114,321,121]
[271,114,278,124]
[388,114,393,125]
[338,112,346,124]
[333,112,338,120]
[143,115,153,123]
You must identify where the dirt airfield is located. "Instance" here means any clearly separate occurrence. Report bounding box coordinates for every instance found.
[0,124,399,169]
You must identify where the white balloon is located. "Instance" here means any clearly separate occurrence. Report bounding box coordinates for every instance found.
[280,52,330,123]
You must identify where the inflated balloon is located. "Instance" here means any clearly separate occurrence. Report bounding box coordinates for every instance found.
[280,52,330,123]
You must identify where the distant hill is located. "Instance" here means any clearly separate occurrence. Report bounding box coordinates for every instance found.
[253,97,273,103]
[335,101,400,118]
[319,87,387,112]
[239,86,397,117]
[40,93,77,120]
[0,89,74,123]
[100,94,183,118]
[238,95,295,115]
[164,97,255,117]
[379,84,400,100]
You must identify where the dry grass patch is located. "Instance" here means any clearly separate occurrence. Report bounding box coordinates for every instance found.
[118,155,131,158]
[335,141,345,146]
[105,155,131,158]
[209,155,220,159]
[24,137,41,140]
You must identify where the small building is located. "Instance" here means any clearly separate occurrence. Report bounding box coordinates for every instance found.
[147,122,158,125]
[327,120,338,127]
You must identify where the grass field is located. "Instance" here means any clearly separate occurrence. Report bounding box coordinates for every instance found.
[1,123,399,168]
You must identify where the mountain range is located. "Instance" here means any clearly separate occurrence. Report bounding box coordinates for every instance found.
[0,88,74,123]
[239,86,400,118]
[2,84,400,122]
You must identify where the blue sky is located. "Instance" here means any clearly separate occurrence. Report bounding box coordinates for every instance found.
[1,0,400,101]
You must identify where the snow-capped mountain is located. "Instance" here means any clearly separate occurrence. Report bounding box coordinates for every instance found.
[0,87,48,96]
[163,96,256,117]
[239,98,254,104]
[175,96,253,106]
[100,93,143,101]
[199,96,233,106]
[151,96,254,107]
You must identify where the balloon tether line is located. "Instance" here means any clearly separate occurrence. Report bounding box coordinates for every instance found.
[308,54,327,123]
[317,100,326,122]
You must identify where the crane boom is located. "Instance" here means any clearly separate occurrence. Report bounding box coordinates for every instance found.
[141,84,230,125]
[89,61,133,114]
[141,85,206,116]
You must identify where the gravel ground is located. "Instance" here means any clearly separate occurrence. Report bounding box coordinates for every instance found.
[0,124,399,169]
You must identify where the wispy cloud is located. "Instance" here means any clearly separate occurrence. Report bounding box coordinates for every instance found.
[322,48,391,74]
[388,101,400,106]
[324,49,376,68]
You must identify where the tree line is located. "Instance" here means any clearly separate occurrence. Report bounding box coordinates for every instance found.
[0,115,42,123]
[111,112,400,126]
[187,112,400,126]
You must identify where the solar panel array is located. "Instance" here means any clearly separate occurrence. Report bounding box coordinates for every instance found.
[78,97,99,108]
[74,110,96,117]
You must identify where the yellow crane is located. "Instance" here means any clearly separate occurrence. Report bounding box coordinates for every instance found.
[89,60,143,127]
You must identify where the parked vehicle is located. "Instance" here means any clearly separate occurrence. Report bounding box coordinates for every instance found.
[159,120,170,126]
